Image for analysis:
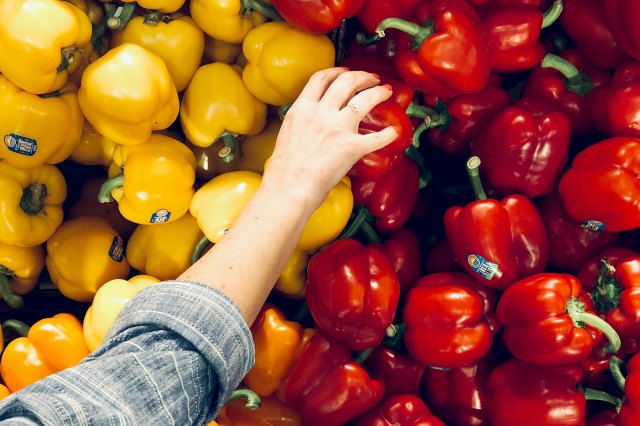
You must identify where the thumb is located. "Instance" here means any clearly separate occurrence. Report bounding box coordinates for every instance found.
[356,125,399,155]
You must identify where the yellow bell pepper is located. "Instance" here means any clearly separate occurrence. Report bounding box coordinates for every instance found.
[237,119,279,174]
[63,0,103,25]
[242,21,335,106]
[67,41,102,89]
[190,0,270,44]
[69,121,117,167]
[83,274,160,351]
[0,242,45,309]
[67,177,137,239]
[0,0,92,94]
[0,162,67,247]
[274,249,308,299]
[0,315,90,392]
[111,13,204,92]
[46,216,131,302]
[190,171,262,243]
[186,138,241,181]
[180,62,267,165]
[78,43,179,145]
[0,76,83,169]
[122,0,183,13]
[100,134,197,225]
[203,36,242,64]
[127,213,203,280]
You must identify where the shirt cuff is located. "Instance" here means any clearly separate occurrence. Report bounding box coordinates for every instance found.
[105,280,255,408]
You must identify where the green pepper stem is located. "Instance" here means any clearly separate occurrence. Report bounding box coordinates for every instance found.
[106,3,137,31]
[540,53,593,96]
[610,356,627,392]
[20,184,47,215]
[218,132,237,164]
[405,146,431,189]
[541,0,563,29]
[2,319,30,337]
[190,235,211,265]
[355,32,382,47]
[338,207,371,240]
[57,46,77,74]
[360,221,382,244]
[225,389,262,410]
[240,0,282,22]
[466,156,487,201]
[581,387,622,409]
[98,174,124,203]
[375,18,435,48]
[143,12,171,26]
[278,103,293,120]
[0,273,23,309]
[591,258,622,312]
[567,298,621,354]
[412,122,426,149]
[353,348,375,365]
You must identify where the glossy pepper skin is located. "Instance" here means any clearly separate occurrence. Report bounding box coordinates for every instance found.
[189,0,267,44]
[105,134,197,225]
[111,13,205,92]
[274,249,309,299]
[78,43,179,146]
[364,347,426,399]
[379,0,491,97]
[606,62,640,139]
[83,275,159,351]
[69,121,116,167]
[403,272,495,368]
[497,273,606,365]
[558,137,640,232]
[283,331,385,426]
[0,385,8,400]
[537,193,619,273]
[0,314,90,392]
[122,0,183,14]
[306,239,400,351]
[368,228,421,294]
[242,21,335,106]
[604,1,640,61]
[487,359,586,426]
[444,194,549,289]
[578,248,637,293]
[0,77,83,168]
[46,216,131,302]
[620,352,640,426]
[352,154,419,233]
[271,0,364,34]
[427,86,511,154]
[0,242,45,309]
[0,0,91,94]
[216,394,303,426]
[0,162,67,248]
[180,62,267,147]
[356,0,423,33]
[423,356,495,426]
[126,213,203,281]
[471,98,571,198]
[355,394,446,426]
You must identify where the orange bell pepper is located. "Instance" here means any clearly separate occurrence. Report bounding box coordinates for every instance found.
[215,394,302,426]
[0,314,90,392]
[0,384,9,400]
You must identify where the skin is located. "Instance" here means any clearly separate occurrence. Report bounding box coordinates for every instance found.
[179,68,396,324]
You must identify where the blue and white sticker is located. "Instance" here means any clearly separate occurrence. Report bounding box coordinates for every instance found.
[467,254,499,280]
[150,209,171,224]
[581,220,606,232]
[109,236,125,262]
[4,133,37,156]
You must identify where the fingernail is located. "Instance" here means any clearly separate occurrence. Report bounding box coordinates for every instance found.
[393,125,402,135]
[382,83,393,91]
[370,72,380,80]
[340,66,350,71]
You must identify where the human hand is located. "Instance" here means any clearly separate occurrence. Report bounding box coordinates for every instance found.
[262,67,397,210]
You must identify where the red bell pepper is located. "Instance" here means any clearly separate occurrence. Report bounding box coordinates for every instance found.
[588,409,620,426]
[355,394,445,426]
[487,358,587,426]
[424,238,462,274]
[374,0,491,98]
[422,355,496,426]
[444,157,549,289]
[306,239,400,351]
[368,228,421,294]
[427,86,511,154]
[606,61,640,139]
[356,0,423,34]
[537,193,620,273]
[620,352,640,426]
[497,273,621,365]
[522,50,610,134]
[578,248,638,293]
[581,336,629,389]
[270,0,364,34]
[364,347,426,399]
[604,0,640,61]
[471,98,571,198]
[477,0,563,73]
[403,272,495,368]
[560,0,628,69]
[558,137,640,233]
[350,99,414,180]
[283,331,385,426]
[351,154,419,233]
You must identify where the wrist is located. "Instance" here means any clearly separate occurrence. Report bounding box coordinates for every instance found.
[260,168,329,216]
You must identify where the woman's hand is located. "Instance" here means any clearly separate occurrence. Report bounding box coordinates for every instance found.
[263,67,397,210]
